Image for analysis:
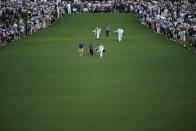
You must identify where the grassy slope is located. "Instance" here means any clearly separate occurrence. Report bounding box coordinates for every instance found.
[0,13,196,131]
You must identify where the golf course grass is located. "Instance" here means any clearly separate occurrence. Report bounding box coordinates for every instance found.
[0,13,196,131]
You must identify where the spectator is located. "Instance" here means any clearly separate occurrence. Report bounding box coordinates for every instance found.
[129,0,196,51]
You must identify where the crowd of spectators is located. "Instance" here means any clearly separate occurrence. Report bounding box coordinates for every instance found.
[0,0,131,47]
[0,0,66,46]
[1,0,196,53]
[129,0,196,52]
[70,0,130,13]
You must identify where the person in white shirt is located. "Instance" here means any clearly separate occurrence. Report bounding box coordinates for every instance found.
[57,6,60,18]
[98,43,105,58]
[115,28,124,42]
[67,2,72,14]
[93,26,101,40]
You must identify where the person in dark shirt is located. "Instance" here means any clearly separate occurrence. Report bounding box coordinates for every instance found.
[79,41,84,57]
[105,24,110,38]
[88,42,94,56]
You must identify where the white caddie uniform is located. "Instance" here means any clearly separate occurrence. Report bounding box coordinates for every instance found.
[67,3,71,14]
[93,27,101,39]
[98,44,104,58]
[57,6,60,18]
[115,28,124,42]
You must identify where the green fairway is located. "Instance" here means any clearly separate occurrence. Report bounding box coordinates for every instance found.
[0,13,196,131]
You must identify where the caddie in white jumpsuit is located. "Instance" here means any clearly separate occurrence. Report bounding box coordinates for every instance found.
[93,26,101,39]
[98,44,104,58]
[115,28,124,42]
[67,2,72,14]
